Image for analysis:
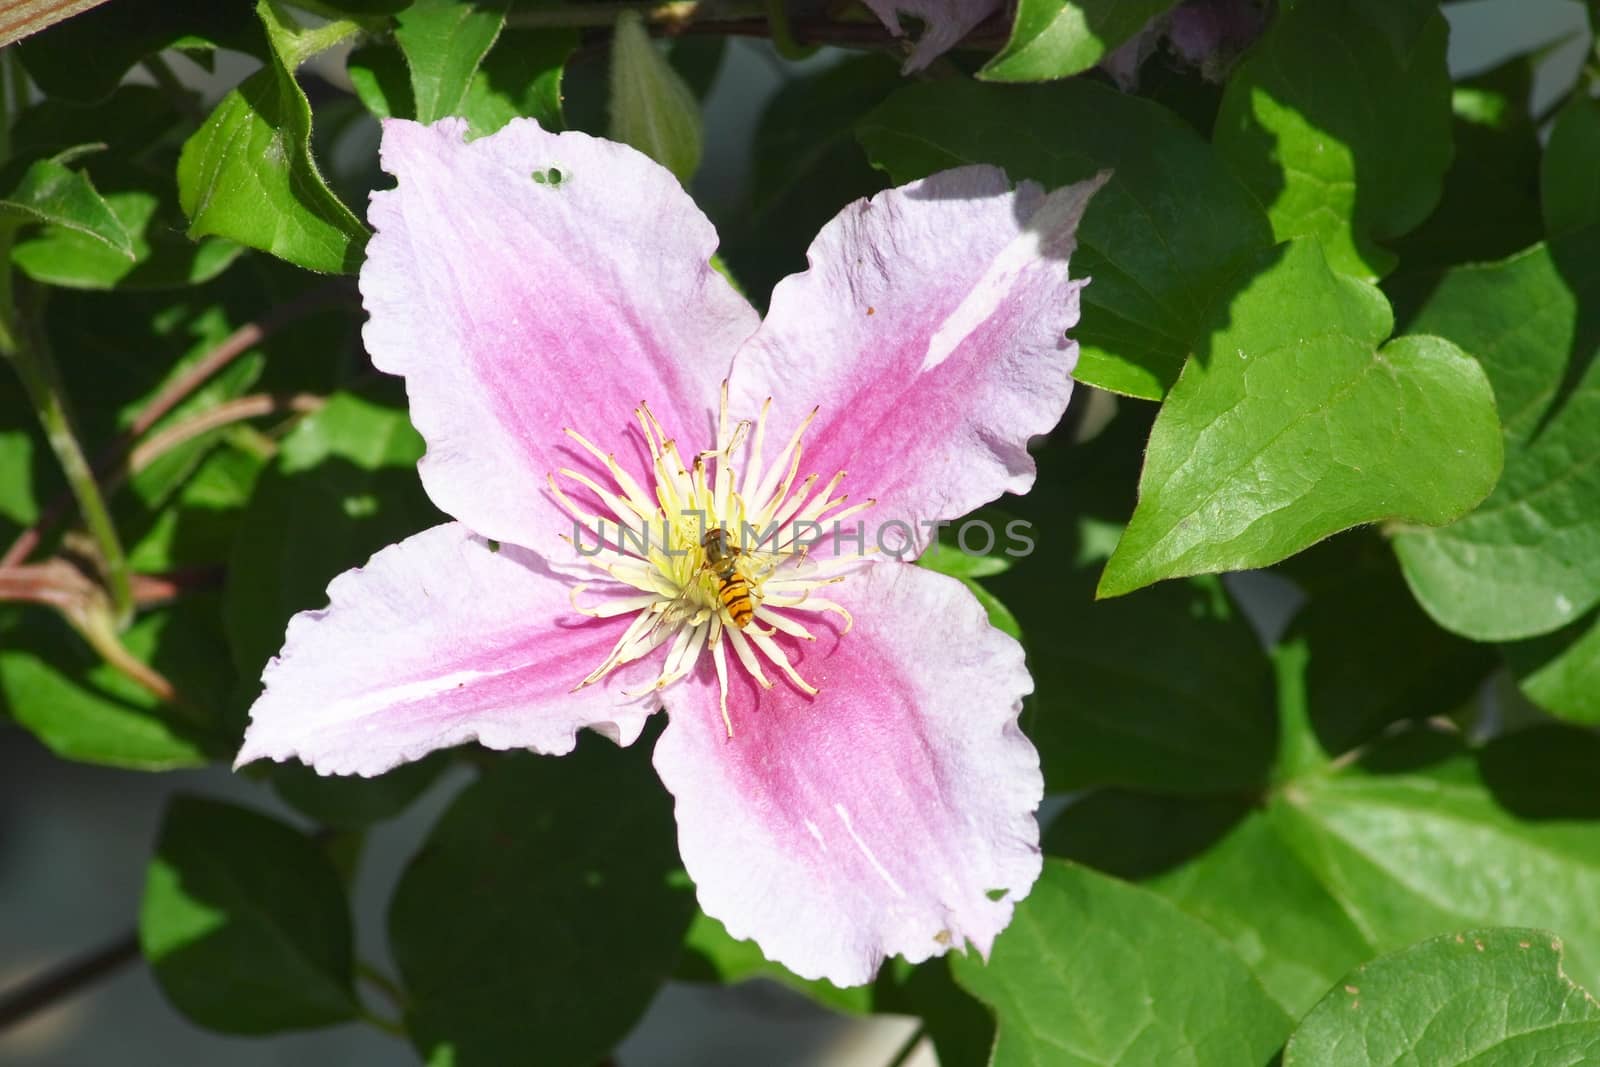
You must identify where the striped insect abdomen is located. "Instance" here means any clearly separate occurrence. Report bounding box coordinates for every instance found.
[718,573,754,628]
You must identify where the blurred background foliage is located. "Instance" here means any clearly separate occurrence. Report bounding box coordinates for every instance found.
[2,0,1600,1064]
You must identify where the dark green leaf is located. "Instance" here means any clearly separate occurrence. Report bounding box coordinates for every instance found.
[722,55,896,304]
[1016,567,1276,793]
[1387,56,1543,272]
[125,442,265,574]
[141,794,359,1032]
[1100,239,1502,597]
[1283,929,1600,1065]
[1393,233,1600,640]
[391,741,694,1066]
[458,29,576,136]
[1285,560,1493,756]
[225,391,438,688]
[16,0,257,103]
[0,596,231,770]
[1504,608,1600,724]
[952,860,1290,1066]
[12,85,184,160]
[979,0,1178,83]
[874,957,995,1067]
[347,41,413,120]
[1,153,136,259]
[859,78,1273,398]
[177,1,367,274]
[271,750,449,831]
[666,36,727,100]
[1543,96,1600,238]
[679,910,871,1014]
[41,283,274,568]
[1215,0,1452,278]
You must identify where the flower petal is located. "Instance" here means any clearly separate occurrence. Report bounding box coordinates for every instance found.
[653,561,1042,986]
[728,167,1106,556]
[863,0,1001,72]
[362,118,758,553]
[238,523,660,777]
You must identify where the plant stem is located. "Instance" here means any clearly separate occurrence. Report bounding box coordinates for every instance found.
[0,930,140,1033]
[884,1022,928,1067]
[359,1008,407,1038]
[125,392,322,477]
[764,0,819,60]
[1,282,350,569]
[509,0,1004,52]
[508,0,732,29]
[0,293,135,626]
[357,961,409,1037]
[358,960,409,1008]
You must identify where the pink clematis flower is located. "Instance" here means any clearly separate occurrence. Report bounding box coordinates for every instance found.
[236,116,1104,987]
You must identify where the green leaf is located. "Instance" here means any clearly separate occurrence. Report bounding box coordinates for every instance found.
[722,54,896,304]
[458,29,576,136]
[178,1,367,274]
[141,794,360,1033]
[391,741,695,1066]
[609,10,703,182]
[1049,794,1373,1019]
[125,442,266,575]
[1504,608,1600,725]
[666,36,727,101]
[351,26,574,138]
[1387,56,1544,272]
[919,528,1024,639]
[1100,238,1503,598]
[679,910,872,1014]
[1393,234,1600,641]
[1274,729,1600,997]
[394,0,505,124]
[0,397,40,535]
[1283,560,1492,756]
[1283,929,1600,1065]
[347,41,411,120]
[0,596,231,770]
[874,957,995,1067]
[979,0,1177,83]
[12,85,184,160]
[1214,0,1452,278]
[1543,96,1600,238]
[16,0,257,103]
[0,153,136,259]
[951,860,1290,1066]
[13,163,243,289]
[858,78,1274,399]
[1017,568,1276,793]
[1053,726,1600,1019]
[273,751,450,830]
[225,391,439,688]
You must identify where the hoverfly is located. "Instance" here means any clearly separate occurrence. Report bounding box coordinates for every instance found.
[702,526,755,629]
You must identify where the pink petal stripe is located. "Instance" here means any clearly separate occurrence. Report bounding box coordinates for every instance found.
[728,167,1105,559]
[653,561,1042,986]
[238,523,661,777]
[362,118,759,556]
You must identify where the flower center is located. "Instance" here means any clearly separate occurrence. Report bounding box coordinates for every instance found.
[549,384,872,736]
